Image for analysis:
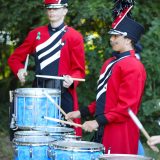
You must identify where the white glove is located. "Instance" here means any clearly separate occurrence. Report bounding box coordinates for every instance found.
[63,75,73,88]
[17,68,27,84]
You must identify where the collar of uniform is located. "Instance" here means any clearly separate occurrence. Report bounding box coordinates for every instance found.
[48,23,65,32]
[112,50,135,59]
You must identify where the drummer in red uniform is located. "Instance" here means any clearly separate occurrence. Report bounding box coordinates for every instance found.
[66,6,146,154]
[8,0,85,136]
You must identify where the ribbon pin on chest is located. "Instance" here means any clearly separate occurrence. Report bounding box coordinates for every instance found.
[36,32,41,40]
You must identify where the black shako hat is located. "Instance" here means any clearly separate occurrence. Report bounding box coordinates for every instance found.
[108,6,144,43]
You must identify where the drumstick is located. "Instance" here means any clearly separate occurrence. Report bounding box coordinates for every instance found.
[36,75,85,82]
[43,91,73,123]
[20,54,29,86]
[24,54,29,72]
[42,116,82,128]
[128,108,159,152]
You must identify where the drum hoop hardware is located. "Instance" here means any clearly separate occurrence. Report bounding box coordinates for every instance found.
[13,145,18,158]
[52,141,104,152]
[29,146,33,158]
[14,88,61,97]
[32,126,75,134]
[13,136,56,146]
[13,141,54,146]
[14,131,47,137]
[47,147,55,160]
[70,153,73,160]
[9,91,14,103]
[10,114,18,130]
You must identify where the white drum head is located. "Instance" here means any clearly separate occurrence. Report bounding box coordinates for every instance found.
[14,88,61,96]
[33,126,75,136]
[52,140,104,152]
[99,154,153,160]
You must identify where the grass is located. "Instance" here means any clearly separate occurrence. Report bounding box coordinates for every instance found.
[144,143,160,160]
[0,132,13,160]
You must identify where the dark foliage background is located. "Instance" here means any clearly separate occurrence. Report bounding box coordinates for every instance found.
[0,0,160,159]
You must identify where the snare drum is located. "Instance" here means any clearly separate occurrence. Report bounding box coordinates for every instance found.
[33,126,75,140]
[98,154,153,160]
[51,140,105,160]
[13,136,56,160]
[14,131,47,138]
[14,88,61,129]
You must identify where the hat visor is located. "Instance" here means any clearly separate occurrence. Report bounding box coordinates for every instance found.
[108,30,120,35]
[108,29,121,35]
[108,29,127,36]
[45,4,67,9]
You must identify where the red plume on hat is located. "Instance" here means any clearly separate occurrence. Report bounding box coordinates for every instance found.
[108,0,144,43]
[112,0,134,29]
[112,0,135,20]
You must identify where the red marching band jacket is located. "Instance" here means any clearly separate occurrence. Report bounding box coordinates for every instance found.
[87,50,146,154]
[8,25,86,136]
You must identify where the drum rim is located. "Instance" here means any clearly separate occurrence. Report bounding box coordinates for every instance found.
[14,131,47,136]
[13,136,56,146]
[51,140,104,152]
[33,126,75,134]
[63,135,82,141]
[99,154,153,160]
[14,88,61,96]
[64,135,81,139]
[64,135,81,138]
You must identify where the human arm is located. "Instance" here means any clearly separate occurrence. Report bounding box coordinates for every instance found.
[8,31,35,80]
[98,61,146,125]
[63,75,74,88]
[147,136,160,152]
[65,110,81,120]
[17,69,28,84]
[82,120,99,132]
[65,101,96,119]
[76,101,100,132]
[62,28,85,89]
[65,101,98,131]
[66,109,99,132]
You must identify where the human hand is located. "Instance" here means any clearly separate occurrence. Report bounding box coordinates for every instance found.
[17,68,28,84]
[63,75,73,88]
[147,136,160,152]
[82,120,99,132]
[65,111,81,120]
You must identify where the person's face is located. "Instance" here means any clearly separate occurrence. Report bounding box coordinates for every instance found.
[110,35,131,52]
[46,7,68,23]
